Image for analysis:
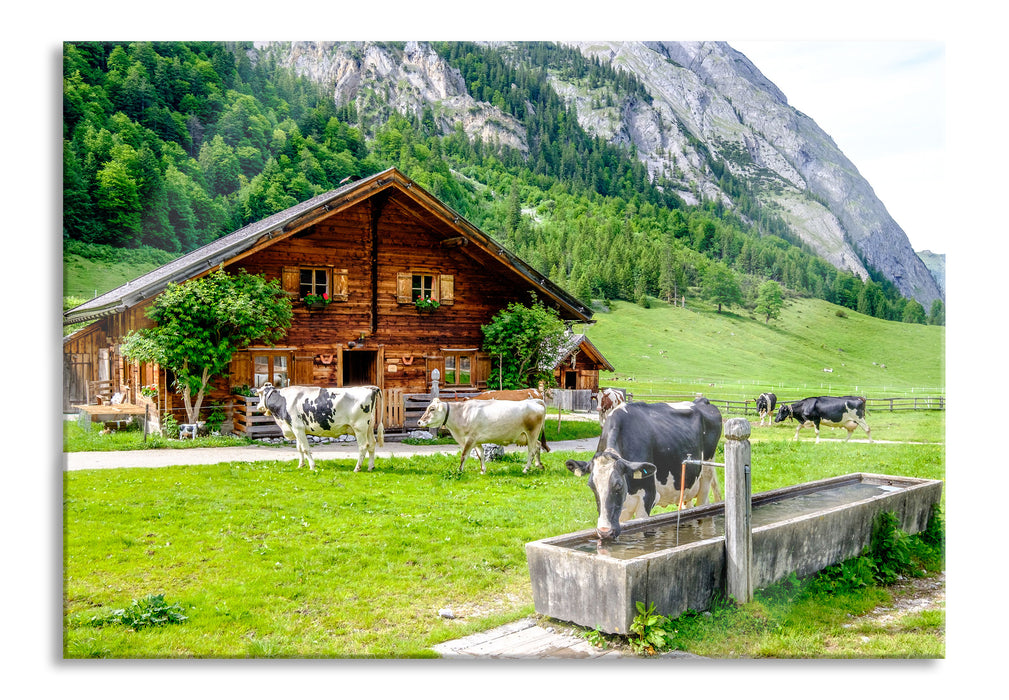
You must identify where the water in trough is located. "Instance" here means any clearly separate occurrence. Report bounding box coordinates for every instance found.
[566,481,906,560]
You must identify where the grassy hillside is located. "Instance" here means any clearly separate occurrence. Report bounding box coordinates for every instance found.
[581,297,944,401]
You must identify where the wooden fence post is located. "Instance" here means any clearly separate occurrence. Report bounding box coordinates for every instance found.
[724,417,753,604]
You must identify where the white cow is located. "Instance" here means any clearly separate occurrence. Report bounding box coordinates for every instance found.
[418,397,546,474]
[255,383,384,471]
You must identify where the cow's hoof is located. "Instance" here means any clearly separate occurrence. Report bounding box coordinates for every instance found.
[353,466,361,472]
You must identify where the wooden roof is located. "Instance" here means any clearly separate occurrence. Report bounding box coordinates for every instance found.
[552,333,615,372]
[63,168,594,329]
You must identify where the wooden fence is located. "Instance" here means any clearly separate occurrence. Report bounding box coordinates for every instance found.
[624,394,946,415]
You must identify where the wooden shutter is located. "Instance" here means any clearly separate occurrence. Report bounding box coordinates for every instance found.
[474,352,491,388]
[332,268,349,301]
[282,266,300,297]
[397,272,412,303]
[229,351,252,390]
[294,354,315,385]
[439,274,454,305]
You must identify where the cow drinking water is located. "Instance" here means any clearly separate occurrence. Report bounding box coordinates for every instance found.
[418,397,546,474]
[566,398,723,540]
[255,383,385,471]
[774,395,871,443]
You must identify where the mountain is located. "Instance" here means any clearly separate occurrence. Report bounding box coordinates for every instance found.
[254,40,942,309]
[916,250,945,296]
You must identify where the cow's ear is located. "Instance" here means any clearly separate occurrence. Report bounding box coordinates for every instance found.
[624,461,656,480]
[566,459,590,477]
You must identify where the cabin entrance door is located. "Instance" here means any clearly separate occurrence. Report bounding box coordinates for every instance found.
[343,349,378,387]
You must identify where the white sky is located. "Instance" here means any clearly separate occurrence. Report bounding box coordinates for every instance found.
[731,41,946,254]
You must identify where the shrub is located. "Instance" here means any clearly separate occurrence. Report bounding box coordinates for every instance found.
[89,594,188,631]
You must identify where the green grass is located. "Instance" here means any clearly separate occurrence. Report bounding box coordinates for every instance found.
[63,419,260,452]
[64,410,944,658]
[63,243,175,300]
[582,297,944,400]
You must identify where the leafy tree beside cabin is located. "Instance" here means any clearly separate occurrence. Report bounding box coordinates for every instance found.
[481,300,567,390]
[120,269,292,424]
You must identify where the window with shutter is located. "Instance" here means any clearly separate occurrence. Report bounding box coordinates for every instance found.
[397,271,455,306]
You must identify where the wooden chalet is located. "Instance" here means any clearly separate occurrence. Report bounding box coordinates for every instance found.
[63,168,610,434]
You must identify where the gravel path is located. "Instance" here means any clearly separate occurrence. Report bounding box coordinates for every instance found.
[63,437,601,471]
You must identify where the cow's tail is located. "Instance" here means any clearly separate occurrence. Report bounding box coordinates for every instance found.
[375,387,385,447]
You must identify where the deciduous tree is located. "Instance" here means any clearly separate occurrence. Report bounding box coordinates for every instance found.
[755,280,784,323]
[481,299,567,390]
[121,269,292,424]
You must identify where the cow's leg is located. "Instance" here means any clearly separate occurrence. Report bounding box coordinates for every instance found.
[813,420,821,444]
[351,425,375,472]
[458,440,473,472]
[475,445,488,474]
[793,423,802,441]
[522,431,542,473]
[704,465,722,502]
[293,426,314,469]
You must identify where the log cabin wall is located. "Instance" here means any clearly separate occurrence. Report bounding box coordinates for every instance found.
[223,191,551,400]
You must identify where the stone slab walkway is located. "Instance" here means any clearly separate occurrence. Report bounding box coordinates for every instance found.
[432,617,703,660]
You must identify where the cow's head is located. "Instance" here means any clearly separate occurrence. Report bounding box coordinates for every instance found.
[566,451,656,540]
[774,403,792,423]
[418,398,448,429]
[254,383,275,415]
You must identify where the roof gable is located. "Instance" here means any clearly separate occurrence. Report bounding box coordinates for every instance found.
[64,168,593,326]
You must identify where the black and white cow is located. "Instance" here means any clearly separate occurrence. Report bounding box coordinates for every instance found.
[255,383,385,471]
[774,395,871,443]
[566,398,723,540]
[755,392,777,426]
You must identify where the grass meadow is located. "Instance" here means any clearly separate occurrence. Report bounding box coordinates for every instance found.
[583,297,944,400]
[63,409,944,658]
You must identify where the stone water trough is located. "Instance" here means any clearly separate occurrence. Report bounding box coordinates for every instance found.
[526,419,942,634]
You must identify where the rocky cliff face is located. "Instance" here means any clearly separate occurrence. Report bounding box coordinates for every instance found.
[253,40,943,308]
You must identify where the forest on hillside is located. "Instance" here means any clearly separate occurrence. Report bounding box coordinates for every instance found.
[62,40,944,325]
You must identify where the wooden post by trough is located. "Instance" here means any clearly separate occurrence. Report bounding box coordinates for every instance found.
[723,417,753,604]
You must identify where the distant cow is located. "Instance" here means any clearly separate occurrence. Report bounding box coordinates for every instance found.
[755,392,777,426]
[774,395,871,443]
[256,383,385,471]
[566,398,723,540]
[418,397,546,474]
[597,388,626,427]
[469,389,550,452]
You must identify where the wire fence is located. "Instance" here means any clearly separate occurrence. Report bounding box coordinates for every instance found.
[621,392,945,416]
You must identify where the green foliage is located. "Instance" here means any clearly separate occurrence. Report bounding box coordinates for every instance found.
[120,269,292,422]
[867,511,913,584]
[703,264,743,313]
[755,279,784,323]
[928,299,945,326]
[89,594,188,630]
[481,299,567,390]
[629,601,672,654]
